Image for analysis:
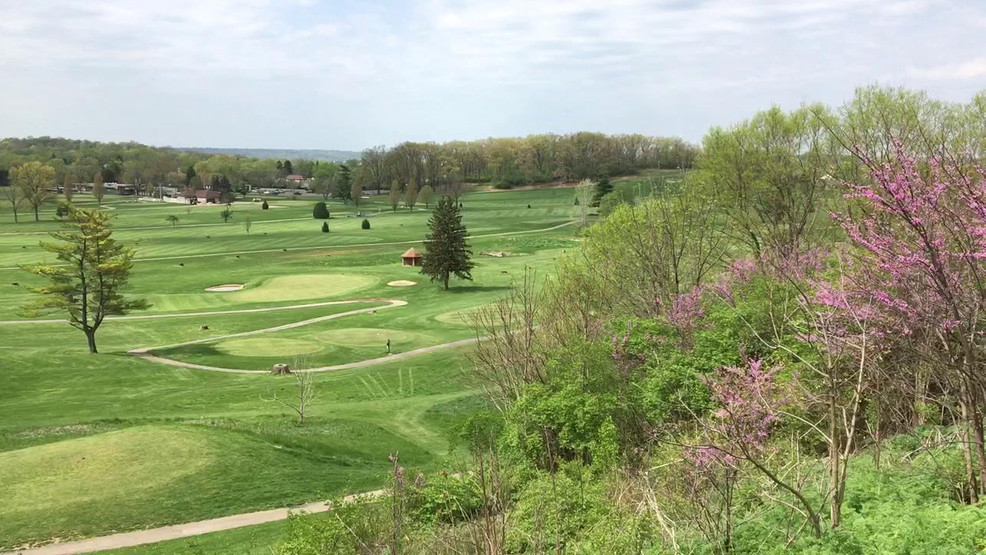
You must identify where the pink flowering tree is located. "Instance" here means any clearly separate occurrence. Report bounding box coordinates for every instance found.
[710,249,885,529]
[835,143,986,503]
[695,357,823,538]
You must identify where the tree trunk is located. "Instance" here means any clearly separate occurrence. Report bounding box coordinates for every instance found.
[85,329,98,354]
[971,394,986,497]
[959,387,979,503]
[34,206,39,222]
[443,275,449,290]
[829,392,842,528]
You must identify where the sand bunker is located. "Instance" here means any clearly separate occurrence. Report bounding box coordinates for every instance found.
[387,280,417,287]
[205,284,245,292]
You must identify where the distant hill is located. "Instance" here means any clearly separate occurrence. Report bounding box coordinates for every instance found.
[181,147,361,162]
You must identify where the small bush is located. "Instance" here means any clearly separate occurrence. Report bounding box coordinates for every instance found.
[321,221,329,233]
[261,200,269,210]
[361,218,370,230]
[408,471,483,524]
[312,202,330,219]
[274,512,352,554]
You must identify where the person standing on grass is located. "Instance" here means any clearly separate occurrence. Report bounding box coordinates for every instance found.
[386,338,391,354]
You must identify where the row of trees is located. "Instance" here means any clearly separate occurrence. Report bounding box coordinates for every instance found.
[1,132,696,220]
[358,132,697,192]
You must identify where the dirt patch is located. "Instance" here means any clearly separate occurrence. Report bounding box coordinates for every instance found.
[205,284,245,292]
[387,280,417,287]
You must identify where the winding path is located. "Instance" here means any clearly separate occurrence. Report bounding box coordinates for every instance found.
[126,297,479,374]
[0,298,478,373]
[3,490,385,555]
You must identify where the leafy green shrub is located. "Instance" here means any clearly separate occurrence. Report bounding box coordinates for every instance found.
[505,341,629,470]
[312,202,329,219]
[261,200,269,210]
[361,218,370,230]
[598,183,637,216]
[321,221,329,233]
[408,471,483,524]
[274,512,352,554]
[506,468,649,553]
[275,499,394,554]
[493,168,526,190]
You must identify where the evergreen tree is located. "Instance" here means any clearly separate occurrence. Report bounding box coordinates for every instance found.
[313,201,330,219]
[334,164,353,202]
[22,204,148,353]
[421,196,474,290]
[321,221,329,233]
[592,175,613,206]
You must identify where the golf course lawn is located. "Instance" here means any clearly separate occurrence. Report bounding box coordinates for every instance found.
[0,186,579,551]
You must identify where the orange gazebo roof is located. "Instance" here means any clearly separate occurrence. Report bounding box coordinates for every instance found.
[402,247,422,258]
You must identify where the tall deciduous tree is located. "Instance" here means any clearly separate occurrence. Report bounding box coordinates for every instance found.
[93,172,105,205]
[419,184,434,208]
[700,105,834,255]
[63,174,74,202]
[3,183,22,223]
[389,180,401,212]
[575,179,595,227]
[12,161,55,222]
[351,180,363,210]
[22,205,148,353]
[405,178,419,210]
[421,196,474,290]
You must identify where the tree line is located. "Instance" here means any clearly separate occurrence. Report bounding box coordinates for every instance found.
[0,132,697,221]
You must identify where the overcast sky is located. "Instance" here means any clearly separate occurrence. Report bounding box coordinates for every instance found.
[0,0,983,151]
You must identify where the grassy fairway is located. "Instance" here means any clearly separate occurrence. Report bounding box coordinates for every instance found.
[0,187,577,550]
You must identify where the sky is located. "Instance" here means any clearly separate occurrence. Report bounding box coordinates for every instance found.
[0,0,984,151]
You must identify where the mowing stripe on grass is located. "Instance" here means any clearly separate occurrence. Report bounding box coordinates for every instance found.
[0,220,574,270]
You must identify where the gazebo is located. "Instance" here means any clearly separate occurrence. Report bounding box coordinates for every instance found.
[401,247,423,267]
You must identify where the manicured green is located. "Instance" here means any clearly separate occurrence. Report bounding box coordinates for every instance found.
[0,187,578,550]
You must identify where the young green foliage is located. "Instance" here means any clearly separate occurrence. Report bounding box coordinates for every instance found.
[22,204,149,353]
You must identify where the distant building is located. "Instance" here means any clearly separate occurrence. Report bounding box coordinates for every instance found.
[284,174,306,183]
[104,182,136,195]
[401,247,423,267]
[179,189,222,204]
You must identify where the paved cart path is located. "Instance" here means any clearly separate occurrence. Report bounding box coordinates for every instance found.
[3,490,385,555]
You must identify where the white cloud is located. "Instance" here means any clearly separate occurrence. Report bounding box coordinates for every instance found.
[0,0,981,148]
[908,58,986,80]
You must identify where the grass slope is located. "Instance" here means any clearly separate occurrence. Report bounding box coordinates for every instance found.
[0,187,578,550]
